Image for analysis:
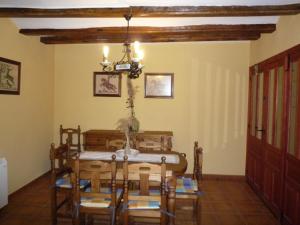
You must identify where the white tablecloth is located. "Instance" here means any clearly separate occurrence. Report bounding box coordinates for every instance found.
[80,151,179,164]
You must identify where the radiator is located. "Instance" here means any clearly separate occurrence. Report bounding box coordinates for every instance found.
[0,158,8,208]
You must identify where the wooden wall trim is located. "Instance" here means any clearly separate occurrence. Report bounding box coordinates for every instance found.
[18,24,277,44]
[39,32,261,44]
[202,174,246,181]
[185,173,246,181]
[19,24,276,36]
[0,5,299,17]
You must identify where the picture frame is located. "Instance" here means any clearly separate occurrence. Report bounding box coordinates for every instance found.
[144,73,174,98]
[0,57,21,95]
[93,72,122,97]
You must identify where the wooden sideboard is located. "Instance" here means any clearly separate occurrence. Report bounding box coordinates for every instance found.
[82,129,173,151]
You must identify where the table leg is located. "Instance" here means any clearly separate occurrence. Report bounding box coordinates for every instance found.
[167,176,176,225]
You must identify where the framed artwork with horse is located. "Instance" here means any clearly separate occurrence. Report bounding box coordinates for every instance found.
[93,72,122,97]
[0,57,21,95]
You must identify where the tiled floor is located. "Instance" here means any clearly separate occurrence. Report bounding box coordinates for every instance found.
[0,175,280,225]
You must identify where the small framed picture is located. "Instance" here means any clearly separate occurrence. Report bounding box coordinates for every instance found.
[93,72,121,97]
[145,73,174,98]
[0,57,21,95]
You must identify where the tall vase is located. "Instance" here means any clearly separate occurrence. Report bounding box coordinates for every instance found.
[124,132,131,155]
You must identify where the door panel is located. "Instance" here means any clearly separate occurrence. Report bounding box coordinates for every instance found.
[246,152,255,183]
[283,155,300,225]
[283,55,300,225]
[247,45,300,225]
[247,68,264,192]
[287,61,299,157]
[287,58,300,160]
[267,68,275,145]
[275,66,284,148]
[283,181,298,225]
[262,61,285,216]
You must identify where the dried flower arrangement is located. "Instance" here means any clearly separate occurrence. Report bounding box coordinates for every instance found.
[116,76,140,154]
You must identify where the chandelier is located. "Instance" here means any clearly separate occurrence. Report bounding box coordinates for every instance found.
[100,14,144,79]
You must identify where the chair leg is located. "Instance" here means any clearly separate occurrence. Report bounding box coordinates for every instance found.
[72,206,80,225]
[196,197,202,225]
[160,211,166,225]
[86,214,93,225]
[73,216,80,225]
[66,192,73,217]
[111,208,116,225]
[50,187,57,225]
[123,209,129,225]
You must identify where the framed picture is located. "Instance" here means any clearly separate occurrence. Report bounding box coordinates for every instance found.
[144,73,174,98]
[93,72,121,97]
[0,57,21,95]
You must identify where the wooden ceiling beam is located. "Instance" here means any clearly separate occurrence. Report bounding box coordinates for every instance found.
[19,24,276,36]
[1,4,300,18]
[40,32,261,44]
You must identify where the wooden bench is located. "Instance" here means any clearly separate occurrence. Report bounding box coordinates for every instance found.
[82,130,173,151]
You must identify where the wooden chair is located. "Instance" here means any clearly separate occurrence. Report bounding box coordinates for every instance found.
[60,125,81,153]
[72,155,122,225]
[193,141,203,181]
[175,142,203,225]
[122,156,168,225]
[50,142,89,225]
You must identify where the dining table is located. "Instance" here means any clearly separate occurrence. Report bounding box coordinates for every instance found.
[78,149,188,225]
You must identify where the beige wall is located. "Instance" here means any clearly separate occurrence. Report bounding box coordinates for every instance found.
[0,19,54,193]
[54,42,249,175]
[3,12,300,193]
[250,14,300,65]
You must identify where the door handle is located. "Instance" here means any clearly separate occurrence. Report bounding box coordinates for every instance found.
[255,126,265,132]
[256,128,265,132]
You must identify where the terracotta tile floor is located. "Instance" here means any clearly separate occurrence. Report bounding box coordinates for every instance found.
[0,175,280,225]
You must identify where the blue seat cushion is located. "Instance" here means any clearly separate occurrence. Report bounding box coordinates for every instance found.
[127,200,160,209]
[80,188,123,208]
[80,196,112,208]
[129,189,160,196]
[176,177,198,194]
[84,187,123,196]
[55,174,90,189]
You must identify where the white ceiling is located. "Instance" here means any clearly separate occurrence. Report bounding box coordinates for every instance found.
[1,0,299,29]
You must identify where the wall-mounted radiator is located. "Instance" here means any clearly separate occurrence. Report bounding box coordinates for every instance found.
[0,158,8,208]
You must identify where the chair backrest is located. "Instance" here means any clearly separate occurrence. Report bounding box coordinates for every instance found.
[73,155,117,206]
[60,125,81,152]
[123,155,167,196]
[193,141,203,181]
[50,142,71,173]
[49,143,72,190]
[107,139,126,151]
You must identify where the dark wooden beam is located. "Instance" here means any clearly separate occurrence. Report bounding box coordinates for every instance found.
[20,24,276,36]
[40,32,261,44]
[1,4,300,18]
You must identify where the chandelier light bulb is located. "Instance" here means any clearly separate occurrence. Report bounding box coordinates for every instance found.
[103,46,109,58]
[133,41,140,52]
[137,50,144,61]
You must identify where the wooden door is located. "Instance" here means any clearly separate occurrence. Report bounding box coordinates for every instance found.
[261,58,286,217]
[246,67,264,192]
[283,50,300,225]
